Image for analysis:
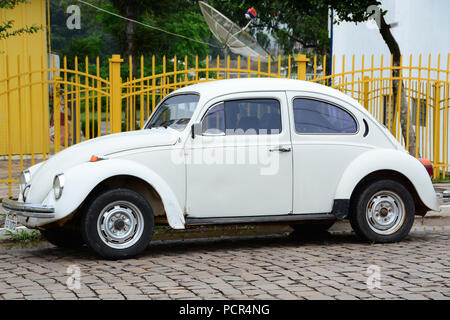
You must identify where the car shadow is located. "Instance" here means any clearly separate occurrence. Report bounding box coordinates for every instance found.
[3,230,433,261]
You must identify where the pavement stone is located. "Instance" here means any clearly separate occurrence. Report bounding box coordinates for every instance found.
[0,230,447,300]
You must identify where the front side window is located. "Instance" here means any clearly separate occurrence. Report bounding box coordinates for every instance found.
[146,94,199,131]
[293,98,357,134]
[202,103,225,134]
[201,99,282,135]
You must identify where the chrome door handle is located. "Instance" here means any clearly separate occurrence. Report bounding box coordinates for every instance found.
[269,146,291,152]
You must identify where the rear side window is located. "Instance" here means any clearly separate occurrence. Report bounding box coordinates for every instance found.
[293,98,357,134]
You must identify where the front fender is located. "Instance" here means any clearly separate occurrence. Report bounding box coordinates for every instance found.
[335,149,440,212]
[49,159,185,229]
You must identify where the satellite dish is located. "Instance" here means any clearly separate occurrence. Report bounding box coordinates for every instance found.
[199,1,269,62]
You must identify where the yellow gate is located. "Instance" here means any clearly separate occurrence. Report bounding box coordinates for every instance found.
[1,53,449,196]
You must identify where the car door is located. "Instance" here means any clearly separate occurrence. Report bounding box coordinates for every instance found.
[185,91,293,218]
[286,91,370,214]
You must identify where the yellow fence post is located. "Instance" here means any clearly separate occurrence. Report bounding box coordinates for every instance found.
[53,75,61,153]
[294,54,310,80]
[433,82,442,179]
[363,76,370,110]
[109,54,123,133]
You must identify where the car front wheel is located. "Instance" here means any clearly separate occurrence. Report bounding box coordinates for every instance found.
[81,188,154,260]
[349,179,415,243]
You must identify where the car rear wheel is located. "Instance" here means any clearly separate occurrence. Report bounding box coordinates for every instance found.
[81,188,154,260]
[349,179,415,243]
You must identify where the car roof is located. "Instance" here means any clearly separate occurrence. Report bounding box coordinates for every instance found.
[173,78,359,107]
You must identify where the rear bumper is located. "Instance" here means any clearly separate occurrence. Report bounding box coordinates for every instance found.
[1,197,55,219]
[436,191,450,203]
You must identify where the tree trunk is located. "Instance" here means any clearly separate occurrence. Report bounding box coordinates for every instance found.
[125,3,138,78]
[378,14,417,156]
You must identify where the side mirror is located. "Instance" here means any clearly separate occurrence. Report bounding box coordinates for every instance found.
[191,123,202,139]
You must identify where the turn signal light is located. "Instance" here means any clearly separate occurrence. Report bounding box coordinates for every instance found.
[90,155,99,162]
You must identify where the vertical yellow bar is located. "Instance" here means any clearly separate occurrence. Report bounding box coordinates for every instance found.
[41,56,47,161]
[443,82,448,178]
[227,56,230,79]
[313,55,317,79]
[247,56,251,78]
[370,55,374,114]
[278,55,281,77]
[109,54,123,133]
[17,56,24,170]
[351,55,355,98]
[288,55,291,79]
[257,56,261,78]
[184,56,188,87]
[217,55,220,79]
[206,55,210,80]
[322,55,327,85]
[406,55,412,151]
[174,55,178,89]
[433,82,442,178]
[363,76,370,110]
[194,55,198,84]
[128,55,133,130]
[415,81,420,157]
[236,56,240,79]
[5,56,12,195]
[64,57,69,146]
[53,56,61,153]
[140,55,144,129]
[28,56,35,164]
[85,56,90,140]
[152,55,155,112]
[96,56,101,137]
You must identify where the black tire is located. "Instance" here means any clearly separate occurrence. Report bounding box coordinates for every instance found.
[41,226,84,249]
[290,221,335,237]
[349,179,415,243]
[81,188,154,260]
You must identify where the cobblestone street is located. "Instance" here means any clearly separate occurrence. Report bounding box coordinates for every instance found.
[0,230,449,300]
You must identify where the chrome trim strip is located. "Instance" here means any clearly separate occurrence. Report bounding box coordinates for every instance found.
[1,197,55,219]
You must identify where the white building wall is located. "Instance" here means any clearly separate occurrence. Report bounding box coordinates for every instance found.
[332,0,450,75]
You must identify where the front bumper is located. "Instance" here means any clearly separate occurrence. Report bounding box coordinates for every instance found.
[1,197,55,219]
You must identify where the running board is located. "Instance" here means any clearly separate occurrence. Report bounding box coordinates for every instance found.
[185,214,336,226]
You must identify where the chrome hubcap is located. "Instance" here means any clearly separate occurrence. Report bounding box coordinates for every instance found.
[97,201,144,249]
[366,191,405,235]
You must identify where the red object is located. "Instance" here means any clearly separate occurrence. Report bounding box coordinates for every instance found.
[90,155,99,162]
[418,158,433,178]
[247,7,257,18]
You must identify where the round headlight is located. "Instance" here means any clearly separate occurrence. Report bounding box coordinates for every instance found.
[53,173,65,200]
[19,169,31,190]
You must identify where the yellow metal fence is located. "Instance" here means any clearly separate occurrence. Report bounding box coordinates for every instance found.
[1,53,449,196]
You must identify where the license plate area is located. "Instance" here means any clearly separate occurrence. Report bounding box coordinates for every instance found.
[4,214,17,232]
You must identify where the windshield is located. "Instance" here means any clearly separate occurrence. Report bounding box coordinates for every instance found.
[146,94,199,131]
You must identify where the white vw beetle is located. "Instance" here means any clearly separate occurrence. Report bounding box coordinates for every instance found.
[2,78,440,259]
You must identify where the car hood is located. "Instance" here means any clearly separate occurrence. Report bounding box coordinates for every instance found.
[27,128,179,203]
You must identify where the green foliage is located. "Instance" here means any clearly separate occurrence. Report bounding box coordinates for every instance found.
[210,0,382,55]
[81,118,99,138]
[5,229,41,243]
[60,34,104,63]
[0,0,43,40]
